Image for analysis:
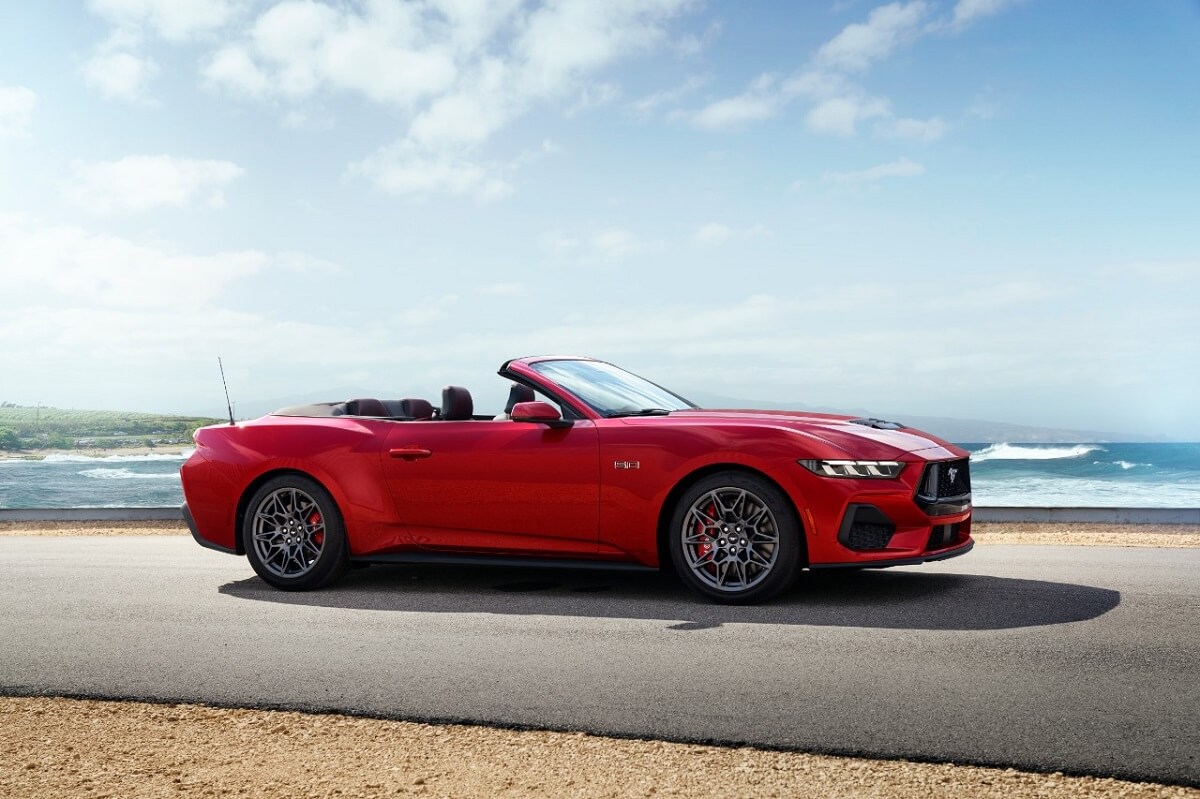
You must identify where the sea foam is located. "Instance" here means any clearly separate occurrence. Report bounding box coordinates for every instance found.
[971,443,1103,462]
[42,451,192,464]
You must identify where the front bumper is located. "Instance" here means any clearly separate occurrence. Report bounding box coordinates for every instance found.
[790,454,974,567]
[809,537,974,570]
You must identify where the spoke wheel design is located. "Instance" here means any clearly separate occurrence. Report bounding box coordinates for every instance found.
[668,472,803,604]
[681,487,779,593]
[251,487,327,578]
[242,475,349,591]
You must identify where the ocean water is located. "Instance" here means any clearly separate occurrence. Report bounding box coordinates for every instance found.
[0,451,193,509]
[964,442,1200,508]
[0,443,1197,509]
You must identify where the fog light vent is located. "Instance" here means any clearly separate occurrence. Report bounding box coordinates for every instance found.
[837,504,896,551]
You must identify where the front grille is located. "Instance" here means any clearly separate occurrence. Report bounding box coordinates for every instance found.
[915,458,972,516]
[847,523,894,550]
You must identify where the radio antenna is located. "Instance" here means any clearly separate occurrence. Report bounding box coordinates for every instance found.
[218,357,235,425]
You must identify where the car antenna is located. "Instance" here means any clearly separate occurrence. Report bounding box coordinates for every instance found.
[218,357,235,425]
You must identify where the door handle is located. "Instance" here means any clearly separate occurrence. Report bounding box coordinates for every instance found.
[389,447,432,460]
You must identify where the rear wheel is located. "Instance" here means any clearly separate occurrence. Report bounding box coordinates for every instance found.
[668,472,803,604]
[242,475,349,591]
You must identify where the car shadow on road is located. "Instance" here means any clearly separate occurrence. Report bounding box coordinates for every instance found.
[218,564,1120,631]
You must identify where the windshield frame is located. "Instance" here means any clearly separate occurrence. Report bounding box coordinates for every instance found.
[526,359,699,418]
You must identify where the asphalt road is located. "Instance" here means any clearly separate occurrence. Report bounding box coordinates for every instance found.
[1,537,1197,786]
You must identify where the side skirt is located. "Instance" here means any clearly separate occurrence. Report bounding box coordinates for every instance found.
[350,552,658,573]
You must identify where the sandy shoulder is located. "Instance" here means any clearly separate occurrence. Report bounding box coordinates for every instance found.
[2,697,1195,799]
[3,519,1199,547]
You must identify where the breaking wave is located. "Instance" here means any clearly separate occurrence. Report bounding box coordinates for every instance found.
[79,468,180,480]
[971,443,1103,462]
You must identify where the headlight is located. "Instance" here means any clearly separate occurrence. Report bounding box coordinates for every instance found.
[797,459,905,479]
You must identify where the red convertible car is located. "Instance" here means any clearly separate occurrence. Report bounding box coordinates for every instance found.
[182,356,972,603]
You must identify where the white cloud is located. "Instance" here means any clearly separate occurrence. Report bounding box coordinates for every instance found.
[568,82,622,114]
[87,0,238,41]
[0,85,36,139]
[538,230,580,255]
[805,95,890,136]
[514,0,690,99]
[591,228,642,259]
[407,59,512,147]
[692,222,770,247]
[693,222,732,247]
[631,75,708,116]
[63,155,245,215]
[880,115,946,141]
[203,46,270,97]
[349,141,511,201]
[1098,261,1200,283]
[477,282,527,297]
[815,1,929,72]
[81,51,159,101]
[951,0,1022,29]
[821,157,925,184]
[196,0,690,199]
[691,75,782,131]
[673,20,722,57]
[394,294,459,327]
[0,214,267,308]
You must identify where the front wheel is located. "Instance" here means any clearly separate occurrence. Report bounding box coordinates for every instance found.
[242,475,349,591]
[668,472,803,604]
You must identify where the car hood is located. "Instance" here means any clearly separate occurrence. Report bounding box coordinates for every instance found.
[665,409,965,460]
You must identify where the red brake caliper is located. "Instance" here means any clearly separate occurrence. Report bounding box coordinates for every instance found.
[308,512,323,546]
[696,501,715,571]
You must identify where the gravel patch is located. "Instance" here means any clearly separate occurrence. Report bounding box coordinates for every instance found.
[2,697,1195,799]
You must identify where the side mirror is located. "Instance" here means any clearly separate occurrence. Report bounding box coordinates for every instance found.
[510,401,572,428]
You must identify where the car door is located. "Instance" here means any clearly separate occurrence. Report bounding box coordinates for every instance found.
[380,418,600,556]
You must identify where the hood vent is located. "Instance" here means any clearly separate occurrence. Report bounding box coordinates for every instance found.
[850,417,907,430]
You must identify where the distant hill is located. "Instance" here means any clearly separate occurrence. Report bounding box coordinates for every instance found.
[682,391,1160,444]
[0,405,222,451]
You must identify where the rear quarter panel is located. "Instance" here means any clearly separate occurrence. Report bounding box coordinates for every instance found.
[183,417,404,554]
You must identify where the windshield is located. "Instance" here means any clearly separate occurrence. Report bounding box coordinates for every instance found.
[528,360,697,417]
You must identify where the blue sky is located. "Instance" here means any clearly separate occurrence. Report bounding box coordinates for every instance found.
[1,0,1197,438]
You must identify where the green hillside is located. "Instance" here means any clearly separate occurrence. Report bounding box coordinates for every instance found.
[0,404,223,451]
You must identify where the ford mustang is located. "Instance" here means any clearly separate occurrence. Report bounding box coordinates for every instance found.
[181,356,973,603]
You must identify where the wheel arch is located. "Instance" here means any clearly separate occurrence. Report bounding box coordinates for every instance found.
[655,463,807,574]
[234,468,343,556]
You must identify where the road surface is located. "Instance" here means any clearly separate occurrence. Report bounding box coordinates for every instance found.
[1,537,1196,785]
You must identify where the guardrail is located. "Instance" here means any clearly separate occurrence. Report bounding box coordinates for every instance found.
[1,507,1198,524]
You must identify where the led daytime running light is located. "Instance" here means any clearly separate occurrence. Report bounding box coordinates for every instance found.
[797,459,904,479]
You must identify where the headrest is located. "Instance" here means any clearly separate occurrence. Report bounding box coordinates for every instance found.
[441,386,473,420]
[504,383,536,414]
[400,398,435,420]
[346,398,389,417]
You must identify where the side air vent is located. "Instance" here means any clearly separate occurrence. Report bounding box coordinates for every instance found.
[837,504,897,551]
[926,523,961,551]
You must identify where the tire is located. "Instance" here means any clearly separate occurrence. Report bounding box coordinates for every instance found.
[668,471,803,604]
[242,474,349,591]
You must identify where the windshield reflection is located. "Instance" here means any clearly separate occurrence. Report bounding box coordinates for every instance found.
[529,360,697,417]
